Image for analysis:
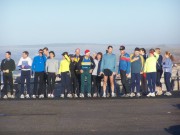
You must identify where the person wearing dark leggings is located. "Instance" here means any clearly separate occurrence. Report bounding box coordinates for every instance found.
[163,51,174,96]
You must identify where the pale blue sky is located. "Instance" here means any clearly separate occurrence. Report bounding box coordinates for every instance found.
[0,0,180,46]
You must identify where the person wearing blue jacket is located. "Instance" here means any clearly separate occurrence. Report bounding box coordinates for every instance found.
[32,49,46,98]
[118,45,131,97]
[163,51,174,96]
[100,46,116,98]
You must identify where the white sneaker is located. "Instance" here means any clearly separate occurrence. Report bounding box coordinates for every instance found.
[147,93,152,97]
[121,94,126,97]
[164,92,172,96]
[32,95,36,99]
[102,93,106,98]
[20,94,25,99]
[130,92,135,97]
[74,94,78,98]
[48,94,51,98]
[51,94,54,98]
[11,95,15,99]
[60,94,65,98]
[93,93,97,98]
[39,94,44,99]
[87,93,91,98]
[151,92,156,97]
[67,94,73,98]
[111,92,116,97]
[80,93,84,98]
[125,93,130,97]
[25,94,30,98]
[136,93,141,97]
[3,95,8,99]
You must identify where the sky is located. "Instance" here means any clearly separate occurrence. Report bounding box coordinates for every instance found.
[0,0,180,46]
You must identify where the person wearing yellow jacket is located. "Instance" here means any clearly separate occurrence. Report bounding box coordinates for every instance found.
[58,52,72,98]
[144,49,159,97]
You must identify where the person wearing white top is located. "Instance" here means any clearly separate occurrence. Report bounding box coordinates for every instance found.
[92,52,103,97]
[18,51,32,99]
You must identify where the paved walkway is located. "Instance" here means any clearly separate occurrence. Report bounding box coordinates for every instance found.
[0,92,180,135]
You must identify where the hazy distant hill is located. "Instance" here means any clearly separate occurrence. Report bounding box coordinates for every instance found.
[0,43,179,63]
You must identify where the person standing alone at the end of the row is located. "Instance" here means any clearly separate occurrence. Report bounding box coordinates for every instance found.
[163,51,174,96]
[1,51,16,99]
[100,46,116,98]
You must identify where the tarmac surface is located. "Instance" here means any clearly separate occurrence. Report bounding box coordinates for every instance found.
[0,92,180,135]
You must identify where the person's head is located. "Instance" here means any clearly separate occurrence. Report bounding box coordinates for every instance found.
[62,52,68,59]
[165,51,174,61]
[49,51,55,59]
[96,52,103,60]
[38,49,43,56]
[140,48,146,55]
[155,48,161,54]
[69,54,75,62]
[107,45,113,54]
[84,50,90,57]
[75,48,80,56]
[5,51,11,59]
[134,47,140,56]
[92,53,97,59]
[119,45,125,54]
[22,51,29,59]
[43,47,49,56]
[149,48,155,57]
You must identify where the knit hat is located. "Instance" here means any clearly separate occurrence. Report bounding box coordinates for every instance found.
[85,49,90,54]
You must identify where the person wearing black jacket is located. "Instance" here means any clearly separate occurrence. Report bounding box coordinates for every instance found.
[1,51,16,99]
[69,54,78,98]
[74,48,82,94]
[155,48,163,95]
[78,50,95,98]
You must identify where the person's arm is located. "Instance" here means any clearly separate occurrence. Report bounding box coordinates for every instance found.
[90,56,95,70]
[31,57,36,71]
[10,60,16,71]
[55,60,59,74]
[17,58,22,68]
[163,59,172,68]
[58,61,62,74]
[113,55,116,73]
[45,60,48,72]
[77,57,83,70]
[100,56,104,73]
[126,54,131,75]
[64,54,70,62]
[140,55,144,72]
[143,60,147,73]
[1,60,4,71]
[154,52,159,61]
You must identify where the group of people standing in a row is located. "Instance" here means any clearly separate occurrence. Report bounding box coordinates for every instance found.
[0,45,174,99]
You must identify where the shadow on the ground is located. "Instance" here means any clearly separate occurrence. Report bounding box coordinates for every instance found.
[173,104,180,110]
[165,125,180,135]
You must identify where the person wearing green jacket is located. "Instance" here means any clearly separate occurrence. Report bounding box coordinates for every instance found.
[144,49,159,97]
